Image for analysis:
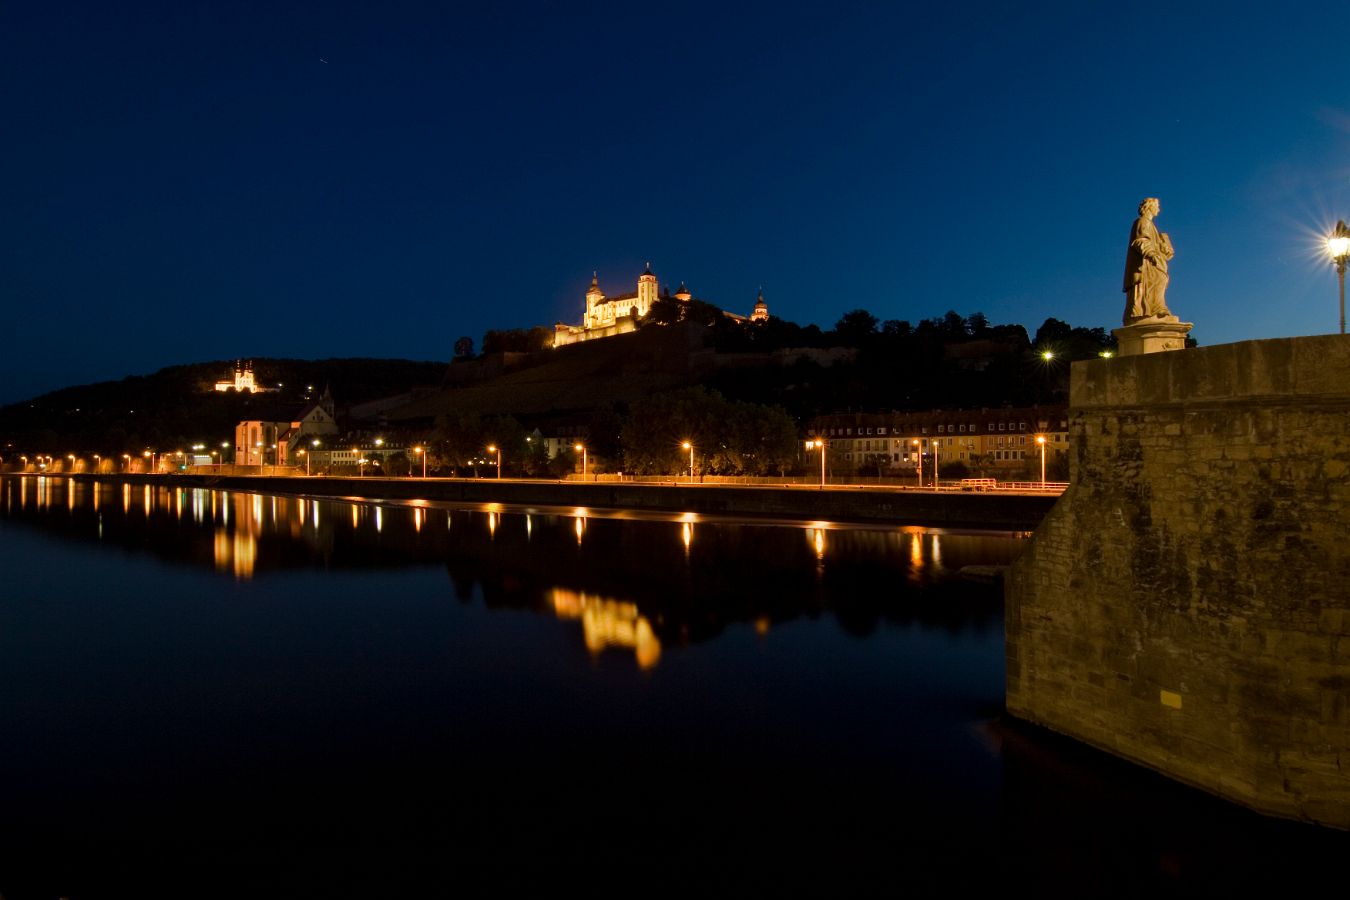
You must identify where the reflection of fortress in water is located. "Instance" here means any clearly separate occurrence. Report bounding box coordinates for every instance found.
[0,477,1021,667]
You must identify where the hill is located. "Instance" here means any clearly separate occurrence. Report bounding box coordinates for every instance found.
[0,358,445,456]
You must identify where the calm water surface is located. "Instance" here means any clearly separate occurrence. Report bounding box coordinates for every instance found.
[0,476,1340,895]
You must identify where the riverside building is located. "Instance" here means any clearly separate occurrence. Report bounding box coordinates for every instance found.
[807,406,1069,473]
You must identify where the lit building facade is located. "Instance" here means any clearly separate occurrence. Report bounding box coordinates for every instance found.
[214,360,274,393]
[553,265,768,347]
[807,406,1069,473]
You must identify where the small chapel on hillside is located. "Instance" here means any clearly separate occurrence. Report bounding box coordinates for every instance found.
[553,264,769,347]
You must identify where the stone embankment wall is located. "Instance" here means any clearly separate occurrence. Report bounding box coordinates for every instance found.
[1006,335,1350,827]
[74,474,1055,530]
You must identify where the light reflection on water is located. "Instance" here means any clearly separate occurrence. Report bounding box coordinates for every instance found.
[0,474,1337,893]
[0,475,1021,668]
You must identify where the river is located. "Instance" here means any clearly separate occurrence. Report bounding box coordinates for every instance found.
[0,476,1339,895]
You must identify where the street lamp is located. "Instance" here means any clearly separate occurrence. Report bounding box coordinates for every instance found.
[1328,219,1350,335]
[414,445,425,478]
[574,443,587,480]
[932,440,939,488]
[1036,434,1047,487]
[805,438,826,488]
[299,448,309,476]
[67,454,76,473]
[144,450,156,474]
[487,444,501,479]
[93,454,101,473]
[912,439,921,488]
[681,441,694,484]
[1041,349,1054,362]
[121,454,129,472]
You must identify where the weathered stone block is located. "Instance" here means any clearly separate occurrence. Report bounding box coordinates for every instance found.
[1007,334,1350,829]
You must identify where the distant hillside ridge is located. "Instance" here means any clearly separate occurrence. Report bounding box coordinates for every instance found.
[0,357,445,454]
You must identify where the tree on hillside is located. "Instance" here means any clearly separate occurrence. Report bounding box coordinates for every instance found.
[834,309,879,343]
[482,327,553,354]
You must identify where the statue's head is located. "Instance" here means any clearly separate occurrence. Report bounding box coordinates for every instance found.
[1139,197,1160,217]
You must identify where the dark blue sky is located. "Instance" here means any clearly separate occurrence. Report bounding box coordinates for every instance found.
[3,3,1347,404]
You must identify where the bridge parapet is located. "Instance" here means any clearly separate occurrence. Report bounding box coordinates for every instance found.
[1007,334,1350,828]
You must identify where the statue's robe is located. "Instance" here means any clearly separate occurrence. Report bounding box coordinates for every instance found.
[1122,216,1171,322]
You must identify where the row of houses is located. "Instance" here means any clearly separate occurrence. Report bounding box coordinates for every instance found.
[806,405,1069,473]
[232,391,1068,476]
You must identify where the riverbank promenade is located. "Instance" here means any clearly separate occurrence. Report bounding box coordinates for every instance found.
[51,472,1060,530]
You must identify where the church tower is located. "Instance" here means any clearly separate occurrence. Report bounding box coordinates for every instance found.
[584,272,604,329]
[751,288,769,322]
[636,262,658,316]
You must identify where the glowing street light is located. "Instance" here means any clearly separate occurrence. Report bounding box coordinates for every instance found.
[931,440,939,488]
[93,454,101,473]
[805,438,826,488]
[573,443,587,479]
[1036,434,1047,487]
[487,444,501,479]
[121,453,130,472]
[414,445,426,478]
[299,448,309,476]
[912,439,922,488]
[1328,219,1350,335]
[67,454,76,473]
[1040,349,1055,362]
[681,441,694,484]
[144,449,157,474]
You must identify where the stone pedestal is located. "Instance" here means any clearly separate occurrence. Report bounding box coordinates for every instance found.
[1112,317,1193,356]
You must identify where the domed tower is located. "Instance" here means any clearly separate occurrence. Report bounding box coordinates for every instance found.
[636,262,658,316]
[674,281,691,302]
[584,271,604,329]
[751,288,769,323]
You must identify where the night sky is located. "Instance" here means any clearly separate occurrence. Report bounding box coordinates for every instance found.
[3,3,1347,404]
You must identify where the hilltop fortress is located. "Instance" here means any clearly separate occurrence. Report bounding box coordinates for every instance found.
[553,264,768,347]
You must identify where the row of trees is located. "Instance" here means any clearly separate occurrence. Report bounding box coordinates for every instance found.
[422,387,800,477]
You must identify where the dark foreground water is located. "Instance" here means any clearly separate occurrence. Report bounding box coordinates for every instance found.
[0,476,1342,896]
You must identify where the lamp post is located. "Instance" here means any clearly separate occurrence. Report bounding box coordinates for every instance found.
[912,439,921,488]
[805,439,826,488]
[121,454,129,472]
[1036,434,1047,487]
[144,450,156,474]
[574,443,587,480]
[299,448,309,476]
[414,445,425,478]
[487,444,501,479]
[681,441,694,484]
[221,441,230,469]
[93,454,101,473]
[1329,219,1350,335]
[932,440,939,488]
[67,454,76,473]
